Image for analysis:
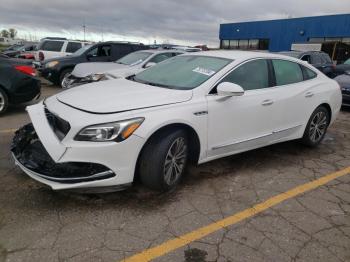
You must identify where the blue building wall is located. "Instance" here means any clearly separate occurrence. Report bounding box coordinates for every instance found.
[219,14,350,51]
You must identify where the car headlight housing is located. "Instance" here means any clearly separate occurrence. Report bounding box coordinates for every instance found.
[82,73,107,82]
[74,118,144,142]
[45,61,59,68]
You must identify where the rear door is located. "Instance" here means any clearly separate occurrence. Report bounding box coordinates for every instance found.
[270,59,318,137]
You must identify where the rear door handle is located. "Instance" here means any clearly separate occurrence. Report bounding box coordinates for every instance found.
[305,91,314,98]
[261,99,273,106]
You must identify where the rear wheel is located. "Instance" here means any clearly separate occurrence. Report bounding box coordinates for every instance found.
[0,88,9,115]
[302,106,330,147]
[59,68,72,88]
[139,129,189,191]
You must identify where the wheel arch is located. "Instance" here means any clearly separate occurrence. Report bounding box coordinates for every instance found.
[135,122,201,177]
[318,103,332,123]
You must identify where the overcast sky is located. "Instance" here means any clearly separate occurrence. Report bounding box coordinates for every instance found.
[0,0,349,47]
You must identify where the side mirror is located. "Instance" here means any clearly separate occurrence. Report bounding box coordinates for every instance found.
[217,82,244,97]
[144,62,156,68]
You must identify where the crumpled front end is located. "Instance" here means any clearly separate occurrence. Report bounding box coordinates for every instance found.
[11,124,116,186]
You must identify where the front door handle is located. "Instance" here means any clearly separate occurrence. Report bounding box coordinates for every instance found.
[261,99,273,106]
[305,91,314,98]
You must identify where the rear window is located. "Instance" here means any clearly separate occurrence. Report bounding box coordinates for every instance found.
[40,41,64,52]
[301,66,317,80]
[66,42,82,53]
[272,59,303,86]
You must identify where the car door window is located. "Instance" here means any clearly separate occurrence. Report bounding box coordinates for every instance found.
[301,55,311,63]
[301,65,317,80]
[311,55,322,64]
[272,59,303,86]
[41,41,64,52]
[220,59,269,91]
[115,45,133,57]
[87,45,111,57]
[66,42,82,53]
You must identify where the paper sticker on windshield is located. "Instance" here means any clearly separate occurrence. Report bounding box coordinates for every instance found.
[192,67,216,76]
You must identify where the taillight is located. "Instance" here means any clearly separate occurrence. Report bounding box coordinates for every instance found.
[14,65,36,76]
[39,51,44,61]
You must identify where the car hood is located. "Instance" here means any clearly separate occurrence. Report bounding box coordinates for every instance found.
[72,62,126,77]
[56,78,193,114]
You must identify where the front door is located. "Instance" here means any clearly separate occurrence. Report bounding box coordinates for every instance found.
[206,59,281,159]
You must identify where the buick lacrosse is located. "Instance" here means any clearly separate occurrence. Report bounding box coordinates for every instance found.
[12,51,342,192]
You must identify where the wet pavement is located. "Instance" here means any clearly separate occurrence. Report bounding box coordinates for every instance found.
[0,83,349,262]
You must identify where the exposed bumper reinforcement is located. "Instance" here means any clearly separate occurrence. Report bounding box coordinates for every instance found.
[11,124,116,185]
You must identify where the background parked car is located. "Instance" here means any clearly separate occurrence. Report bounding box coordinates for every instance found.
[62,49,184,88]
[34,37,90,62]
[2,44,36,58]
[0,56,40,115]
[279,51,335,77]
[333,58,350,77]
[39,41,149,86]
[334,72,350,107]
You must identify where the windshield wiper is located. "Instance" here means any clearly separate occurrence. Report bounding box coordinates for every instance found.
[130,76,173,88]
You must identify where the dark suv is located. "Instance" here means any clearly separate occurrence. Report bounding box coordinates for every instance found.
[279,51,335,77]
[39,42,149,86]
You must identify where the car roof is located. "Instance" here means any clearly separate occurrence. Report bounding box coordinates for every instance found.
[133,49,185,54]
[181,50,303,62]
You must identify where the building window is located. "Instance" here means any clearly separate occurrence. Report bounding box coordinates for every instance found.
[222,40,230,49]
[229,40,239,49]
[248,39,259,49]
[221,39,269,50]
[239,40,249,49]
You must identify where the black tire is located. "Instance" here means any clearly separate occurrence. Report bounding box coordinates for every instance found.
[302,106,330,147]
[0,88,9,115]
[139,129,189,191]
[59,68,72,88]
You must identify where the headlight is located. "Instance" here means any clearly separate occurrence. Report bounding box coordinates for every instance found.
[82,73,106,82]
[45,61,59,68]
[74,118,144,142]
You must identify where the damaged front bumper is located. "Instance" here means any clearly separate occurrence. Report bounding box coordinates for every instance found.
[11,124,116,185]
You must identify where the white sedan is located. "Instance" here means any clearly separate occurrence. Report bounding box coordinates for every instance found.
[12,51,342,192]
[62,49,184,88]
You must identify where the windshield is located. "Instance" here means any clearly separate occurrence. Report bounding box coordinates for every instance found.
[345,59,350,65]
[72,45,92,56]
[133,55,232,90]
[116,51,153,65]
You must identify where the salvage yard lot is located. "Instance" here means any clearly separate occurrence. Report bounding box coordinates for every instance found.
[0,83,350,262]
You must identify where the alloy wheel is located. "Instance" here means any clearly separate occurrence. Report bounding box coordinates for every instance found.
[163,137,187,186]
[309,111,328,143]
[0,92,4,112]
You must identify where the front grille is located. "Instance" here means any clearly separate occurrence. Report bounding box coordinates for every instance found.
[45,108,70,140]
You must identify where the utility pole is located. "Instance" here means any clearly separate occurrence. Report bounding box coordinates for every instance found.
[82,21,86,41]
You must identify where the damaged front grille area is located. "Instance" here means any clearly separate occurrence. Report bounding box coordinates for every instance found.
[11,124,115,184]
[44,108,70,140]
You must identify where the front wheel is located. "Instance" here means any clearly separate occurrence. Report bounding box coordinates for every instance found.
[302,106,330,147]
[139,129,189,191]
[59,69,72,88]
